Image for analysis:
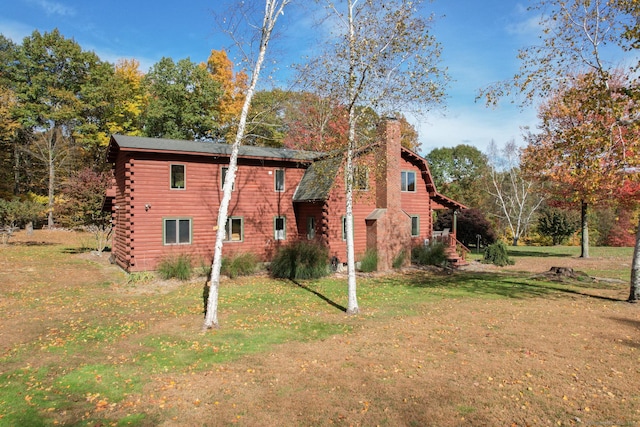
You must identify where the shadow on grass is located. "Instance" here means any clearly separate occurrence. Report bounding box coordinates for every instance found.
[507,249,573,258]
[290,279,347,313]
[10,241,58,247]
[391,270,628,302]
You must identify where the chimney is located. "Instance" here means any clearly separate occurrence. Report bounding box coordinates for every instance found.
[376,118,401,210]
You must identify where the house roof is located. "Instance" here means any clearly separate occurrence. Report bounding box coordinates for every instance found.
[292,156,342,202]
[107,134,322,163]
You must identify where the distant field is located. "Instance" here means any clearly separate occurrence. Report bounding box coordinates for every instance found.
[1,230,638,426]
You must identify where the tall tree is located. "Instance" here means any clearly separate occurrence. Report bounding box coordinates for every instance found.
[204,0,291,330]
[487,139,544,246]
[5,29,107,226]
[479,0,640,299]
[300,0,448,314]
[425,144,490,209]
[143,57,222,141]
[205,49,248,141]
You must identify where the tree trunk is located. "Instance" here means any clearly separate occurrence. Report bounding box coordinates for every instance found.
[48,148,55,228]
[580,200,589,258]
[512,236,519,246]
[628,217,640,303]
[203,0,289,331]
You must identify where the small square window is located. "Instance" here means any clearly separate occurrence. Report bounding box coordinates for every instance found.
[411,215,420,237]
[275,169,285,192]
[171,164,185,189]
[274,216,286,240]
[164,218,191,245]
[401,171,416,192]
[224,217,243,242]
[354,166,369,191]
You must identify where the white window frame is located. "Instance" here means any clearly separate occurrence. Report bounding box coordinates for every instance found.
[163,218,192,245]
[274,216,286,240]
[170,164,186,190]
[401,170,416,192]
[275,169,285,192]
[224,217,243,242]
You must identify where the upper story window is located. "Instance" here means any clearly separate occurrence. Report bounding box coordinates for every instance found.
[221,166,235,191]
[401,170,416,192]
[354,166,369,191]
[275,169,285,192]
[170,164,185,189]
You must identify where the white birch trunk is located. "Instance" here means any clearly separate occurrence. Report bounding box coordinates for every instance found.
[203,0,289,330]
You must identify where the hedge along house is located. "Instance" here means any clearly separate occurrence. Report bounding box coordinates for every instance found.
[105,118,466,273]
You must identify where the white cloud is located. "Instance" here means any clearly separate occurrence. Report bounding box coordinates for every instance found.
[26,0,76,16]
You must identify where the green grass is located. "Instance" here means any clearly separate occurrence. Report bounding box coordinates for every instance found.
[0,233,634,426]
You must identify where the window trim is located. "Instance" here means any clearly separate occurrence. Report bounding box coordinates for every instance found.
[411,215,420,237]
[275,169,285,192]
[274,216,286,240]
[224,216,243,242]
[401,170,417,192]
[170,164,186,190]
[163,217,192,245]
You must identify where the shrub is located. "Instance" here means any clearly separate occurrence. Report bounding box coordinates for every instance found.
[536,206,579,245]
[270,241,329,280]
[482,241,514,266]
[412,242,447,267]
[359,249,378,272]
[392,250,407,269]
[221,252,259,278]
[157,254,192,280]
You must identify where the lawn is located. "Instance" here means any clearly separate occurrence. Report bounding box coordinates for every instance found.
[0,230,638,426]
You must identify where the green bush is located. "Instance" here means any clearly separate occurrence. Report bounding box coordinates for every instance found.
[221,252,259,278]
[157,254,192,280]
[412,242,447,266]
[482,241,515,266]
[359,249,378,272]
[270,241,329,280]
[392,250,407,269]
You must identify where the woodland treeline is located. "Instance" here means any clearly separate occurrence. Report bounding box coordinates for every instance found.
[0,26,637,248]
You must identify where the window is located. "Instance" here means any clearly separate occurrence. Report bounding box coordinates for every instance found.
[164,218,191,245]
[354,166,369,191]
[224,217,243,242]
[221,166,235,191]
[274,216,286,240]
[307,217,315,240]
[170,164,185,189]
[275,169,285,192]
[401,171,416,192]
[411,215,420,237]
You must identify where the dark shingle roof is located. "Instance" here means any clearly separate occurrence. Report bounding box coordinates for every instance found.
[107,134,321,162]
[293,157,342,202]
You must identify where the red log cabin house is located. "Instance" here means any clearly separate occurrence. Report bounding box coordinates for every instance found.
[105,119,466,273]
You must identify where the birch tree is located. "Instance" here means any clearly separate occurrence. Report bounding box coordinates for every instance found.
[203,0,291,330]
[299,0,448,314]
[487,139,544,246]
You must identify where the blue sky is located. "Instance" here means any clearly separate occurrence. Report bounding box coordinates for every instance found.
[2,0,543,154]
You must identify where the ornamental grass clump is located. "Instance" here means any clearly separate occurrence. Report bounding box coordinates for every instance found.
[359,249,378,272]
[412,242,447,267]
[270,241,329,280]
[157,254,192,280]
[221,252,259,278]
